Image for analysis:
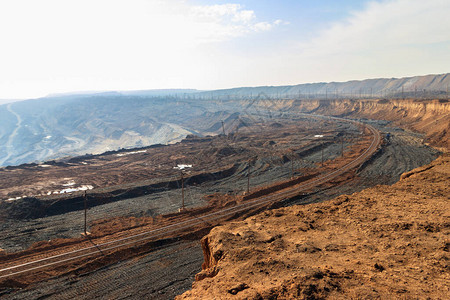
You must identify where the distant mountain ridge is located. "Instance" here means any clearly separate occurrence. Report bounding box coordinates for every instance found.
[199,73,449,98]
[47,89,201,98]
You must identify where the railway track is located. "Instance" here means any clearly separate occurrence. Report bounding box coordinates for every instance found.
[0,118,381,281]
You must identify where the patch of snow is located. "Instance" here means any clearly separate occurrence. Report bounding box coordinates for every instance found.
[39,164,52,168]
[6,196,21,201]
[58,185,94,194]
[174,164,193,170]
[314,135,324,138]
[44,135,52,139]
[116,150,147,157]
[6,196,22,201]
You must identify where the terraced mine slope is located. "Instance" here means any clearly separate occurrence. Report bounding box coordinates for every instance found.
[0,98,447,299]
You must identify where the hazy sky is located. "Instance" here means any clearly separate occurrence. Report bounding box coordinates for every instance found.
[0,0,449,99]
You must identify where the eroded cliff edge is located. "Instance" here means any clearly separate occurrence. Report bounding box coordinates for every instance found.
[178,153,449,299]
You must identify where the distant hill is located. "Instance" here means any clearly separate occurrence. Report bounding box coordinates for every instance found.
[199,73,449,99]
[0,73,448,167]
[47,89,201,98]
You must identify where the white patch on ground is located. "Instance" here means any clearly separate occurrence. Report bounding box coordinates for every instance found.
[39,164,52,168]
[57,185,94,194]
[6,196,22,201]
[174,164,193,170]
[116,150,147,157]
[314,135,324,138]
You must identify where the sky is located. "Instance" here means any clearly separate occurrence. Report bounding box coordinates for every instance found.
[0,0,449,100]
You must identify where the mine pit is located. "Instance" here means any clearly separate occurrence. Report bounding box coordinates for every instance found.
[0,109,443,299]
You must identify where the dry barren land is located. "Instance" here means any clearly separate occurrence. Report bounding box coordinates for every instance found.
[178,153,450,299]
[0,98,448,299]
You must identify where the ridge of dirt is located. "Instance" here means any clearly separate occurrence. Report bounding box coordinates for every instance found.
[178,154,450,299]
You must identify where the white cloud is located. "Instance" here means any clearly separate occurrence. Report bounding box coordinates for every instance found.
[190,4,256,24]
[188,3,280,42]
[253,22,274,32]
[233,9,256,24]
[291,0,450,81]
[200,0,450,90]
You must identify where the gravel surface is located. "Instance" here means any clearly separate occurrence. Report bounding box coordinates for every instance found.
[2,241,204,300]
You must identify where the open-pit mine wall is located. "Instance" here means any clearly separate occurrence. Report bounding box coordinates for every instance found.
[256,98,449,150]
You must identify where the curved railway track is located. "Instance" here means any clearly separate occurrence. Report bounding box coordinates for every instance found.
[0,117,381,281]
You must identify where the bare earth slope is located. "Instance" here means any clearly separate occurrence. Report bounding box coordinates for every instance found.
[178,154,449,299]
[285,98,450,149]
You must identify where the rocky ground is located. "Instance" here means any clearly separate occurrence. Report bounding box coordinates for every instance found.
[178,153,449,299]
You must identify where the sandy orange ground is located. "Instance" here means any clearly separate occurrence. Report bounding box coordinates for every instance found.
[178,153,449,299]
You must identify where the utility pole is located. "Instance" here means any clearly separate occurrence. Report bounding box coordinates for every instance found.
[181,171,185,211]
[290,155,294,179]
[173,164,192,211]
[83,191,90,236]
[221,120,226,136]
[321,141,324,167]
[247,159,251,194]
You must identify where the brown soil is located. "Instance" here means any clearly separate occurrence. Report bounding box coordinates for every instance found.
[178,154,450,299]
